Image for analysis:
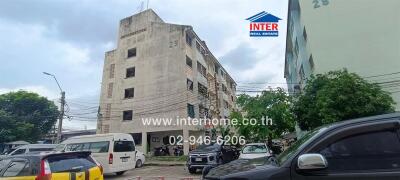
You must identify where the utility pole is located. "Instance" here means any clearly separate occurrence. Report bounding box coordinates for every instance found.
[57,91,65,143]
[43,72,65,144]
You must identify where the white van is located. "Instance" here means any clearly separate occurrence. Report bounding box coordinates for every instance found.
[0,144,57,158]
[58,133,136,175]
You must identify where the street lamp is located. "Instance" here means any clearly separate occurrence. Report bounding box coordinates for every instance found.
[43,72,65,144]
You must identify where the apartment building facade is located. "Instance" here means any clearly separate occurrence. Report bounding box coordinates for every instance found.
[285,0,400,110]
[97,9,237,155]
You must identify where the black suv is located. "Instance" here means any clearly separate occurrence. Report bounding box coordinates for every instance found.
[205,113,400,180]
[187,141,239,173]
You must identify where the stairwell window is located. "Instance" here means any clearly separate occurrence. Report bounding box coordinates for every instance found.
[123,110,133,121]
[127,48,136,58]
[197,62,207,78]
[187,79,193,91]
[107,82,113,98]
[187,104,195,118]
[186,56,193,68]
[109,64,115,78]
[198,82,208,97]
[124,88,134,99]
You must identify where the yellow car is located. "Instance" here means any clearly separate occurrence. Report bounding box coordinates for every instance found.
[0,151,103,180]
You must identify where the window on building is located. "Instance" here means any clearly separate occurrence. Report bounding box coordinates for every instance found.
[197,62,207,77]
[220,70,225,77]
[185,32,193,46]
[187,104,195,118]
[294,38,299,57]
[109,64,115,79]
[127,48,136,58]
[299,65,305,81]
[318,130,400,171]
[200,47,206,55]
[303,26,308,42]
[199,105,208,118]
[196,41,201,52]
[187,79,193,91]
[309,54,315,70]
[214,65,219,73]
[105,103,111,121]
[224,100,229,109]
[107,82,113,98]
[222,84,227,94]
[198,82,208,97]
[186,56,192,68]
[124,88,134,99]
[126,67,135,78]
[123,110,133,121]
[290,19,294,34]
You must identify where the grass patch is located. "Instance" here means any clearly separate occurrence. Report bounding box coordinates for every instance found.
[147,155,188,162]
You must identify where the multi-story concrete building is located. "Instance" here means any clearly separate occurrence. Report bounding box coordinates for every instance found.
[97,9,237,155]
[285,0,400,110]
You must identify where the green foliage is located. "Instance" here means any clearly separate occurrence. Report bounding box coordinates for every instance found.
[293,69,396,131]
[0,91,59,143]
[232,88,295,142]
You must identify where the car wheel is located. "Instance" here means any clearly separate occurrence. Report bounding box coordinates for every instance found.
[136,159,143,168]
[188,167,197,174]
[116,171,126,176]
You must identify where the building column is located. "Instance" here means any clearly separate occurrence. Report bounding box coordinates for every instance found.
[141,132,148,154]
[183,129,189,155]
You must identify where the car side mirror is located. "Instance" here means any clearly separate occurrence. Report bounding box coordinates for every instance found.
[297,154,328,170]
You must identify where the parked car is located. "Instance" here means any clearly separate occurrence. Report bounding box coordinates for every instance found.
[58,133,136,175]
[187,141,239,174]
[205,113,400,180]
[135,150,145,168]
[0,151,103,180]
[0,144,58,158]
[239,143,272,159]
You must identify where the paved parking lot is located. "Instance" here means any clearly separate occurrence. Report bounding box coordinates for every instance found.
[104,165,202,180]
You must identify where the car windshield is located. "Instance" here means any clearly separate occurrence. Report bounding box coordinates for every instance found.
[196,143,220,151]
[277,127,328,165]
[242,144,267,154]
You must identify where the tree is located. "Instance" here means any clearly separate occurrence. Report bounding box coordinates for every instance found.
[293,69,396,131]
[0,91,59,143]
[232,88,295,144]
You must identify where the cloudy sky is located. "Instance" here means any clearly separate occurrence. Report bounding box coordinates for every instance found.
[0,0,288,130]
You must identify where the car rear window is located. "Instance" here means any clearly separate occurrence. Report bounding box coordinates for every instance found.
[113,141,135,152]
[46,154,96,173]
